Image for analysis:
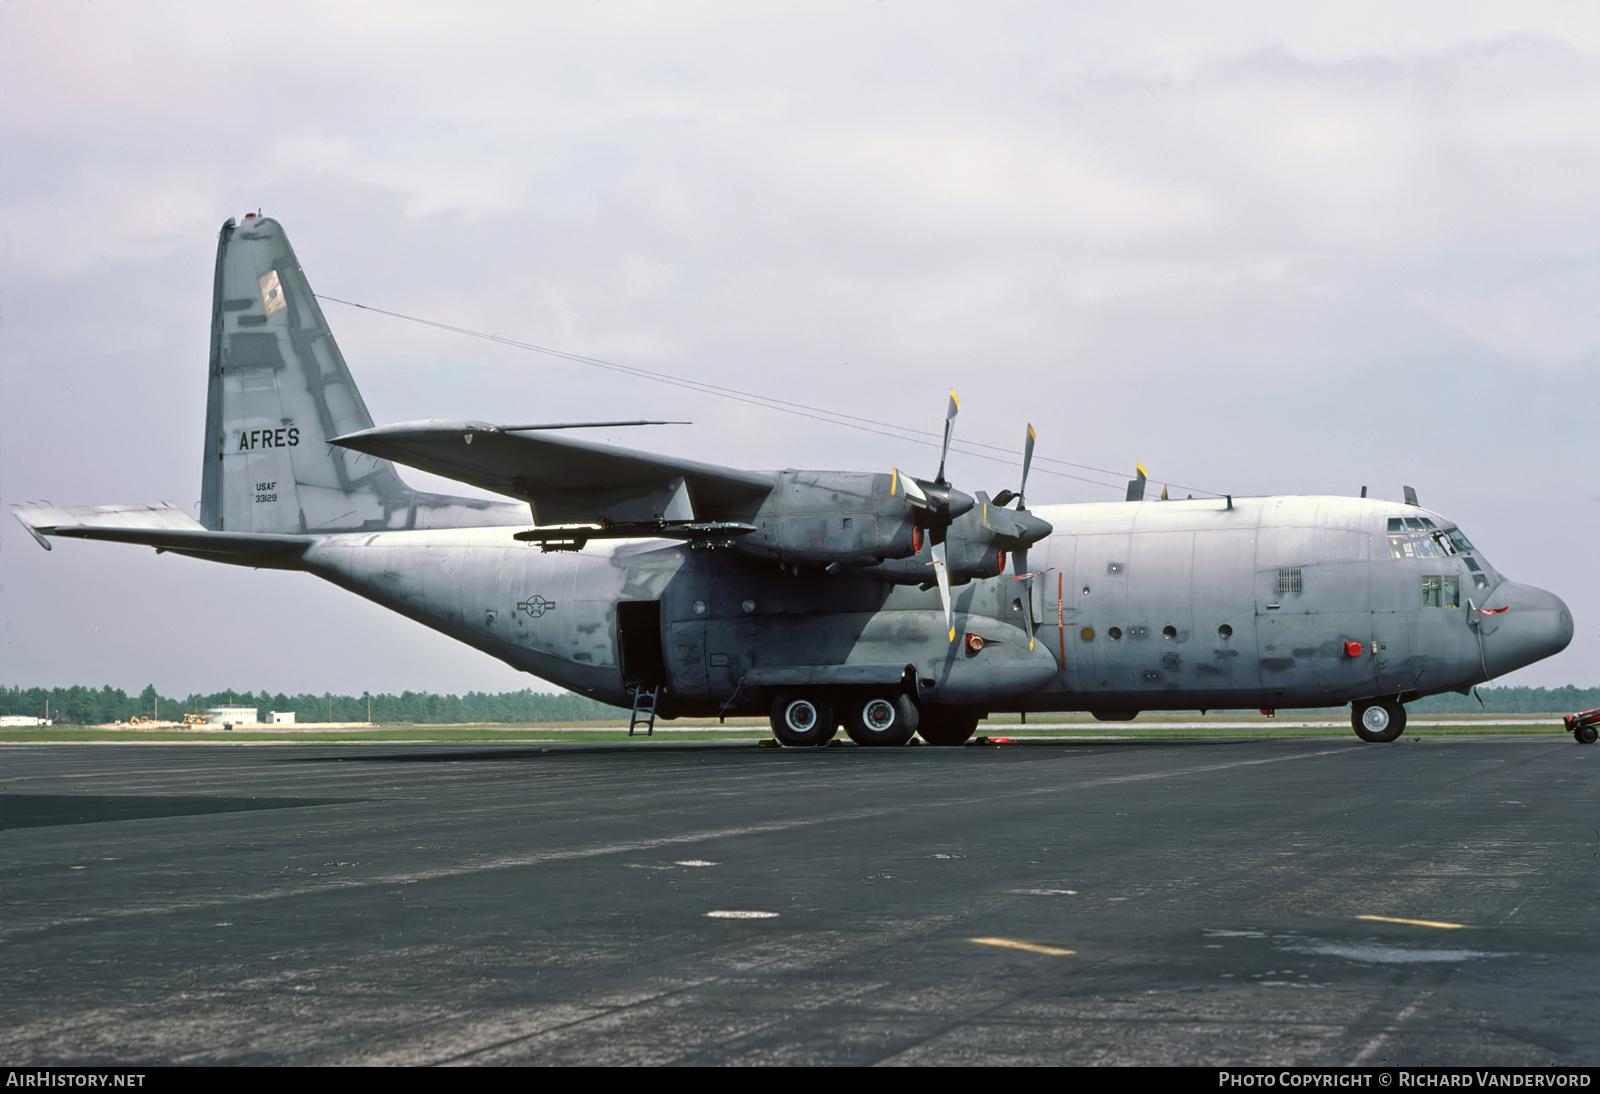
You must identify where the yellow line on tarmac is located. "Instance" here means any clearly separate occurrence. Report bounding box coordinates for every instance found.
[971,937,1076,956]
[1356,914,1466,930]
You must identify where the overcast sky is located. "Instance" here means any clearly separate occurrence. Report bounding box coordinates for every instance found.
[3,2,1597,698]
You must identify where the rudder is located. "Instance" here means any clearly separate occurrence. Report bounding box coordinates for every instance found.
[199,215,523,534]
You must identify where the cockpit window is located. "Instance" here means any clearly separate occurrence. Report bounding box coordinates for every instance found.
[1387,521,1481,562]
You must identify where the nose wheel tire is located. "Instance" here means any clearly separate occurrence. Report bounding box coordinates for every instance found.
[1576,724,1598,745]
[843,693,918,747]
[1352,697,1406,743]
[917,708,981,747]
[770,693,837,747]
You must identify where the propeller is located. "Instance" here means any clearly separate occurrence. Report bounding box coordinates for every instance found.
[894,403,1052,644]
[893,391,971,641]
[991,423,1035,511]
[992,424,1051,652]
[988,423,1048,569]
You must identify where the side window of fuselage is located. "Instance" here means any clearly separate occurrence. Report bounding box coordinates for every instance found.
[1421,575,1460,608]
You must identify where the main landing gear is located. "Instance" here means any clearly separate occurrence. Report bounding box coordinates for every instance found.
[769,691,964,747]
[769,693,837,747]
[1352,697,1406,743]
[842,693,918,747]
[917,707,980,747]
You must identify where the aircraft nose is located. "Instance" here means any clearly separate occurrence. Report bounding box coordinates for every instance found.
[1478,581,1574,677]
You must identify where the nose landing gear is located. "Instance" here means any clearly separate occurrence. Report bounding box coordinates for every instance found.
[1352,697,1406,743]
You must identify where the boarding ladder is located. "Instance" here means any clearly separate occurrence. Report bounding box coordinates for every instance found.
[628,685,662,737]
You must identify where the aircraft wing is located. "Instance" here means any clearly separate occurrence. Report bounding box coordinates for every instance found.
[331,420,776,527]
[11,502,311,567]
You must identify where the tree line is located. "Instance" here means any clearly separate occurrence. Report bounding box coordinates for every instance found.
[0,685,625,726]
[2,683,1596,726]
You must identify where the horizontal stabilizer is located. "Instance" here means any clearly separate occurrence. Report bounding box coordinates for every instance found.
[12,502,202,550]
[331,420,774,526]
[12,502,310,567]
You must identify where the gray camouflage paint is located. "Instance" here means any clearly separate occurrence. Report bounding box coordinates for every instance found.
[11,218,1574,724]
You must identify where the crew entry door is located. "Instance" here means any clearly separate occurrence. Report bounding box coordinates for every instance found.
[617,600,667,692]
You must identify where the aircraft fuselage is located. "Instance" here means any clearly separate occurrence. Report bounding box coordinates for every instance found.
[301,493,1571,719]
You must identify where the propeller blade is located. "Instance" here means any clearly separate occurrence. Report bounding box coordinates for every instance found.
[935,390,959,485]
[897,470,929,505]
[931,538,954,641]
[991,423,1037,510]
[1018,423,1035,509]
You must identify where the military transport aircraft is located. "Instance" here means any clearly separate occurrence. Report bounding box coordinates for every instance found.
[12,217,1576,746]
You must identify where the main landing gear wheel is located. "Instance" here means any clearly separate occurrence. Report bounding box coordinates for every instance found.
[918,708,981,747]
[770,693,836,747]
[1576,724,1599,745]
[1352,698,1406,743]
[843,693,918,747]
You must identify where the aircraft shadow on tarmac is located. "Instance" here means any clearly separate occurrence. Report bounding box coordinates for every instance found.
[279,736,1282,765]
[0,794,363,831]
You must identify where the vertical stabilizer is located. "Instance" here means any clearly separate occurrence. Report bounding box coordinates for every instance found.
[199,215,523,533]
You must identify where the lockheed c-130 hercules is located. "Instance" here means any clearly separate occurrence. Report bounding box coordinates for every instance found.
[12,216,1577,746]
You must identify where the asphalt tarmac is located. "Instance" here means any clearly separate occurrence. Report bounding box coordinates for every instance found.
[1,736,1596,1066]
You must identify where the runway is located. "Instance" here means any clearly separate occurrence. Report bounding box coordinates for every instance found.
[1,737,1596,1066]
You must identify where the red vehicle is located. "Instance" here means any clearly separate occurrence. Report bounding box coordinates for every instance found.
[1563,708,1600,744]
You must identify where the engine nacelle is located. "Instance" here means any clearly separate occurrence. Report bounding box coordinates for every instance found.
[849,495,1053,586]
[945,538,1008,582]
[731,471,918,567]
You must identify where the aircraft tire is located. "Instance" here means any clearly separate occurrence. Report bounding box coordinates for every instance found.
[770,693,836,747]
[917,708,980,747]
[843,693,918,747]
[1576,724,1598,745]
[1352,698,1405,743]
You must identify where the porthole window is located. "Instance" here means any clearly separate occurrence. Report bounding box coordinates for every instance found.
[693,600,707,616]
[742,600,756,614]
[1162,626,1177,640]
[1108,627,1122,641]
[1080,627,1095,642]
[1082,586,1091,596]
[1218,624,1233,639]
